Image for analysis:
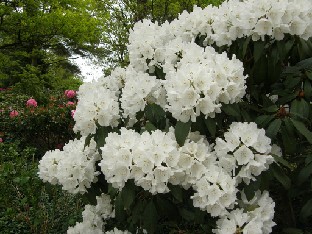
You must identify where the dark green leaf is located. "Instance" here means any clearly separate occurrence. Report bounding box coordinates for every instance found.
[204,117,216,137]
[290,99,310,119]
[291,119,312,144]
[169,185,183,202]
[156,197,180,221]
[142,200,158,233]
[175,121,191,146]
[115,193,126,222]
[121,180,136,209]
[299,198,312,222]
[242,36,251,58]
[262,105,278,113]
[297,162,312,185]
[254,40,265,62]
[221,104,241,118]
[282,228,304,234]
[255,115,275,128]
[145,122,157,133]
[179,208,194,221]
[84,134,93,149]
[266,119,282,138]
[271,163,291,190]
[281,126,297,154]
[272,154,291,169]
[304,81,312,98]
[95,126,110,148]
[145,104,166,129]
[297,57,312,70]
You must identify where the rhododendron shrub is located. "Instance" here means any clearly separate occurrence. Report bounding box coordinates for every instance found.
[38,0,312,233]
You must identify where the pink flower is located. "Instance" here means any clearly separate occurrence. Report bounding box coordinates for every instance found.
[10,110,19,118]
[71,110,76,118]
[65,90,76,99]
[26,98,37,107]
[66,101,75,106]
[0,138,3,143]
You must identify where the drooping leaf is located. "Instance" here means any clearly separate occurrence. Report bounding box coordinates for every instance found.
[145,122,157,133]
[204,117,216,137]
[291,119,312,144]
[282,228,304,234]
[121,180,136,209]
[271,163,291,190]
[290,99,310,120]
[145,103,166,129]
[142,200,158,234]
[299,198,312,223]
[297,162,312,185]
[221,104,241,118]
[253,40,266,62]
[115,192,126,222]
[255,115,275,128]
[175,121,191,146]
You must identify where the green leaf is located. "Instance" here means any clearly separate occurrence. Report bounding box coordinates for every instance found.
[84,134,93,149]
[296,57,312,70]
[299,198,312,222]
[142,200,158,234]
[262,105,278,113]
[169,185,183,202]
[242,36,251,58]
[115,193,126,222]
[94,126,110,148]
[281,126,297,154]
[290,99,310,119]
[254,40,265,62]
[291,119,312,144]
[145,122,157,133]
[145,104,166,129]
[204,117,216,137]
[266,119,282,138]
[156,197,180,221]
[272,154,291,169]
[179,208,194,221]
[282,228,304,234]
[271,163,291,190]
[121,180,136,209]
[255,115,275,128]
[221,104,241,118]
[304,81,312,98]
[175,121,191,146]
[297,162,312,185]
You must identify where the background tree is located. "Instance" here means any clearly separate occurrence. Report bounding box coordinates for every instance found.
[0,0,109,101]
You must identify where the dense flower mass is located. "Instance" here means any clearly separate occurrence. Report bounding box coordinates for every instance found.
[26,98,37,107]
[38,137,100,194]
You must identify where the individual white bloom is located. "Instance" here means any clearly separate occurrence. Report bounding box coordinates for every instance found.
[95,193,115,220]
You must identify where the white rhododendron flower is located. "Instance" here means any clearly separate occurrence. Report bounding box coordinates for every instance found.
[214,122,274,184]
[38,137,100,194]
[67,193,115,234]
[213,190,276,234]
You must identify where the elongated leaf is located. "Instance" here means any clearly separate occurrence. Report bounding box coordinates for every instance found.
[204,117,216,137]
[221,104,241,118]
[290,99,310,119]
[300,198,312,222]
[143,200,158,233]
[115,193,126,222]
[95,126,110,148]
[304,81,312,98]
[254,40,265,62]
[145,122,157,133]
[272,154,291,169]
[266,119,282,138]
[121,180,136,209]
[175,121,191,146]
[291,119,312,144]
[169,184,183,202]
[262,105,278,113]
[283,228,304,234]
[297,162,312,185]
[255,115,274,128]
[271,163,291,190]
[242,36,251,57]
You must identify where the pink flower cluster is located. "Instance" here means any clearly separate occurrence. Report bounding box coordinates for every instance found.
[65,90,76,99]
[26,98,38,107]
[10,110,19,118]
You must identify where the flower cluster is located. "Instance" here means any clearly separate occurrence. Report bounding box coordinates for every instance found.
[214,122,274,184]
[67,193,116,234]
[38,137,100,194]
[213,191,276,234]
[26,98,37,107]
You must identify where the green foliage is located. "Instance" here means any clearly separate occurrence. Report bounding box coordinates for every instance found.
[0,89,76,155]
[0,141,84,234]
